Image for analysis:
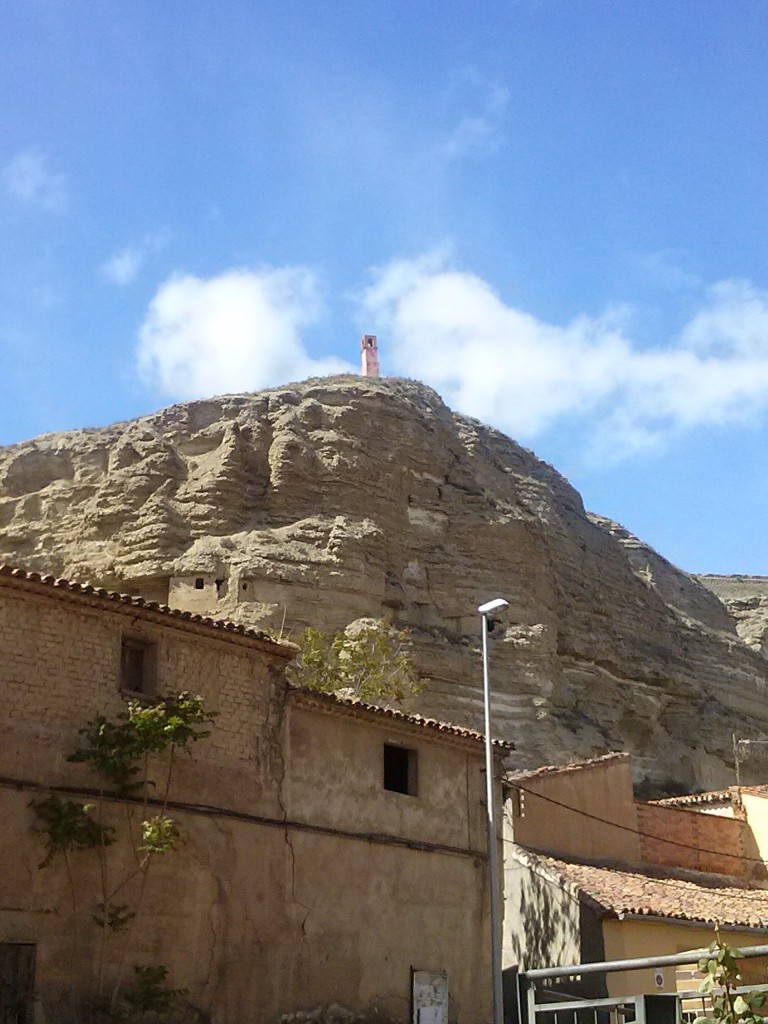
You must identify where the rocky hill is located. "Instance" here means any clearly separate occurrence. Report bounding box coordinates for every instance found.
[2,375,767,793]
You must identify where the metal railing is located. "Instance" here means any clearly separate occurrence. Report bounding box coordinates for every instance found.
[677,983,768,1024]
[519,944,768,1024]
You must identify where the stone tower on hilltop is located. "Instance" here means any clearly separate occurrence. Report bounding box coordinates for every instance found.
[361,334,380,377]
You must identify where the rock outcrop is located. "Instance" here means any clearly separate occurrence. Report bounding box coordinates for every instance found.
[2,375,767,793]
[698,575,768,658]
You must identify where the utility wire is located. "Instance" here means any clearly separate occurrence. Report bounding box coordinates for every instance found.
[507,781,768,867]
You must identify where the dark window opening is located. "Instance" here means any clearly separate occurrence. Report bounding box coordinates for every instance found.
[194,577,205,590]
[0,942,36,1024]
[120,637,157,696]
[242,582,248,591]
[383,744,418,796]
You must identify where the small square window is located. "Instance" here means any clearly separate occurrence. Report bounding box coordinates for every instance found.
[383,744,418,796]
[120,637,157,696]
[194,578,205,590]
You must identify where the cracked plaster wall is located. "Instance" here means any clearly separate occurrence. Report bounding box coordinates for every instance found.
[1,577,495,1023]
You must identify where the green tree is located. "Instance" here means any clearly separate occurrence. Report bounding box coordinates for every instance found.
[289,620,424,705]
[30,692,216,1020]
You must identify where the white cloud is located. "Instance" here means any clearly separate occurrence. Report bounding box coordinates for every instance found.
[102,247,142,286]
[136,256,768,461]
[137,266,353,399]
[635,249,700,291]
[440,76,509,161]
[101,231,169,286]
[2,149,66,211]
[360,255,768,459]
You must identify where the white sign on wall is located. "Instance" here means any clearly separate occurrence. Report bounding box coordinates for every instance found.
[412,970,448,1024]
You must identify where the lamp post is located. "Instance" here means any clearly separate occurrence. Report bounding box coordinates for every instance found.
[478,598,508,1024]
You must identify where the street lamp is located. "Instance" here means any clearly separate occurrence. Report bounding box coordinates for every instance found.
[478,598,508,1024]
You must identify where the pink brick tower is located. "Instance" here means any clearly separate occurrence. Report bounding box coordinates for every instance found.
[360,334,380,377]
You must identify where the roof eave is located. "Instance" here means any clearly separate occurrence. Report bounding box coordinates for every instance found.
[0,564,298,659]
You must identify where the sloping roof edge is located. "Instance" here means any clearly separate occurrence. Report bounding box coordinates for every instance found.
[0,564,297,659]
[653,789,734,808]
[288,687,515,750]
[505,751,628,784]
[510,845,768,930]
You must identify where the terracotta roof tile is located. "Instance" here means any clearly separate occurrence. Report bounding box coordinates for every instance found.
[0,564,296,657]
[654,786,768,808]
[289,688,515,749]
[517,848,768,930]
[654,790,734,808]
[505,752,628,783]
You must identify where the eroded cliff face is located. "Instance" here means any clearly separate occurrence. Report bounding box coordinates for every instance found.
[697,576,768,659]
[1,375,766,792]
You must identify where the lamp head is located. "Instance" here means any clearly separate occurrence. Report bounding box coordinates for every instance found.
[477,598,509,615]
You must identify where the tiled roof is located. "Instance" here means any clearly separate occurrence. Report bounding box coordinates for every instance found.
[289,688,515,750]
[505,752,628,783]
[654,786,768,808]
[516,848,768,930]
[654,790,734,808]
[0,565,296,657]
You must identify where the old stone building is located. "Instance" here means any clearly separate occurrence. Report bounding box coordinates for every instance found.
[0,566,508,1023]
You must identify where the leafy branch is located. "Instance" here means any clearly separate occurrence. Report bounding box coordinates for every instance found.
[30,795,115,868]
[29,691,216,1017]
[694,929,766,1024]
[289,621,424,705]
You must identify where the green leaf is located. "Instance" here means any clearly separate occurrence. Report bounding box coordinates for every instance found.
[92,902,135,932]
[29,795,114,866]
[140,815,180,855]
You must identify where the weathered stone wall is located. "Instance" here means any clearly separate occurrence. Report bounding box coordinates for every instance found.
[502,842,593,985]
[285,697,490,851]
[2,788,492,1022]
[507,755,642,865]
[0,574,286,814]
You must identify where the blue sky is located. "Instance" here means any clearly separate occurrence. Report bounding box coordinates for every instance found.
[2,1,768,574]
